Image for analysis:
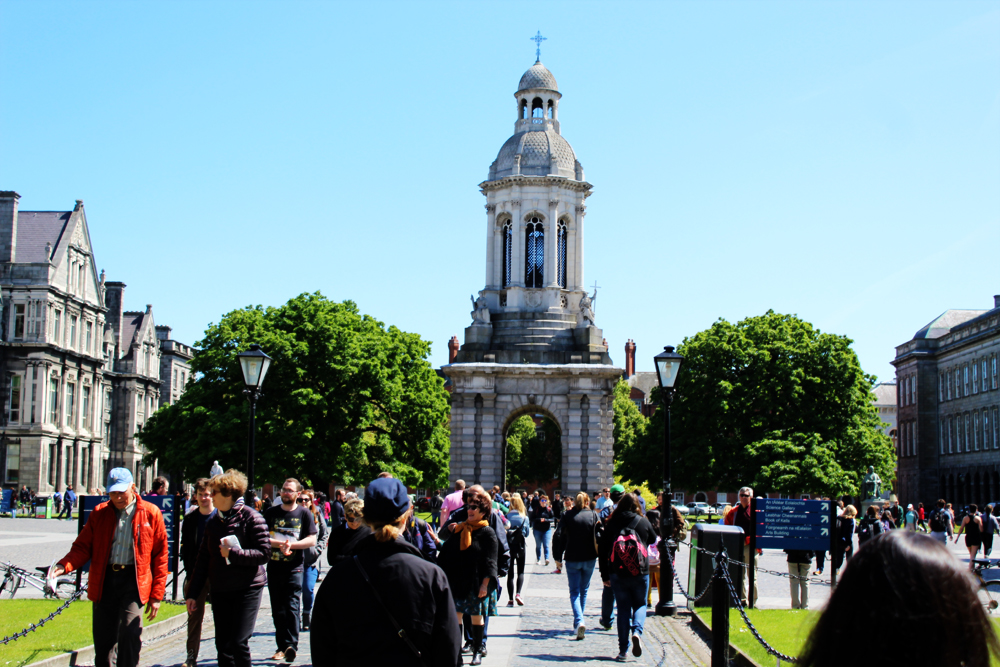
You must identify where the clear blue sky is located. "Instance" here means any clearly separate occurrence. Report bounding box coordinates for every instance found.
[2,1,997,383]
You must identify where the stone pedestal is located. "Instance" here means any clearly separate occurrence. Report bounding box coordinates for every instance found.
[463,324,493,350]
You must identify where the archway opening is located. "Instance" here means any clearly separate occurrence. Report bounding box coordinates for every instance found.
[502,411,562,497]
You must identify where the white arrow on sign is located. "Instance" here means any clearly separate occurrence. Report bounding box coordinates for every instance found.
[821,515,829,523]
[820,502,830,511]
[821,528,829,536]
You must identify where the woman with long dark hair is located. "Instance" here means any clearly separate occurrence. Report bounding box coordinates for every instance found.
[598,493,656,662]
[798,531,1000,667]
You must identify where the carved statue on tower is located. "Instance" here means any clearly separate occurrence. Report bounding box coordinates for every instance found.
[579,289,596,327]
[470,292,491,325]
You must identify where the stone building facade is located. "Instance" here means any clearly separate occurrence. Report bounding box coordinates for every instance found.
[0,192,192,494]
[443,59,621,494]
[892,295,1000,508]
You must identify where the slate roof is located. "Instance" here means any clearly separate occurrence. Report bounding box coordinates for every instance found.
[872,382,897,407]
[120,311,146,351]
[913,310,987,339]
[14,211,71,263]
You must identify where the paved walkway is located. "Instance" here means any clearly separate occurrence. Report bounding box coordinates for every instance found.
[132,558,708,667]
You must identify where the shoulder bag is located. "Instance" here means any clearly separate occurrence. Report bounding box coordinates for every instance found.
[352,555,427,667]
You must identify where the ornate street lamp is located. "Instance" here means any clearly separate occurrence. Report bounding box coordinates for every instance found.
[237,344,272,502]
[653,344,683,617]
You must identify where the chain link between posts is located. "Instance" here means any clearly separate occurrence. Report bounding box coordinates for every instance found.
[675,540,831,585]
[0,587,89,645]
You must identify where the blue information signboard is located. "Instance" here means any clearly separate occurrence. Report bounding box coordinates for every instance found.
[76,494,180,574]
[754,497,833,551]
[0,488,12,516]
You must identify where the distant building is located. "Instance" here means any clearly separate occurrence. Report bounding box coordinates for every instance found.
[892,295,1000,508]
[872,381,897,439]
[0,192,193,493]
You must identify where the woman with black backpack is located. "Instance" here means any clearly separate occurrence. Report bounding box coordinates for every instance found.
[553,492,601,640]
[598,493,657,662]
[505,493,530,606]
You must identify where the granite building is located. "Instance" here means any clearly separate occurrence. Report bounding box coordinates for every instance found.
[893,295,1000,507]
[0,192,193,494]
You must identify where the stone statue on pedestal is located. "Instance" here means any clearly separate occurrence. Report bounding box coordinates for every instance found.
[862,465,882,500]
[579,290,597,327]
[470,292,491,325]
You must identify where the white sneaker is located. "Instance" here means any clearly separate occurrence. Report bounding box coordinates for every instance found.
[576,624,586,640]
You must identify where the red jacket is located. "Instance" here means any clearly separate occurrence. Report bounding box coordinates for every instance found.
[59,498,169,605]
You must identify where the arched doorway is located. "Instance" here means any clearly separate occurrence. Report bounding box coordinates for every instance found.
[501,407,563,495]
[694,492,708,503]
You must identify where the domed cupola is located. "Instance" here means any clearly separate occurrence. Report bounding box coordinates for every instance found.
[487,60,585,182]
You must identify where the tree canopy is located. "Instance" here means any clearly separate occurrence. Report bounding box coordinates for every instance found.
[614,311,895,498]
[140,292,451,489]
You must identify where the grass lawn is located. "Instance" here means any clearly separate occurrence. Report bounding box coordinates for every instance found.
[0,599,186,667]
[696,608,1000,666]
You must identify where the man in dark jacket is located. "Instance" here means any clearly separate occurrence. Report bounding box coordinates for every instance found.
[179,479,216,667]
[328,489,346,531]
[440,485,509,658]
[311,477,460,667]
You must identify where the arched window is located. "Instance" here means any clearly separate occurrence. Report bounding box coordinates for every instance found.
[524,216,544,288]
[520,100,528,120]
[557,220,567,288]
[532,98,544,119]
[547,100,554,119]
[501,220,512,288]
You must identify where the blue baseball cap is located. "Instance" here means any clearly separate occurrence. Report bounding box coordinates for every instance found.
[364,477,410,522]
[107,468,134,493]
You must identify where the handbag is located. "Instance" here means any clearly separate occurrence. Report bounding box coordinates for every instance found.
[591,509,601,555]
[352,556,427,667]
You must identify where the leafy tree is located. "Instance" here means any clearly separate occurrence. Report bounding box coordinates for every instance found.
[505,414,561,487]
[140,292,450,490]
[615,311,895,498]
[612,378,650,484]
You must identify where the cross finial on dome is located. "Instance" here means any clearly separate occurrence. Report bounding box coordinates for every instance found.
[531,31,547,63]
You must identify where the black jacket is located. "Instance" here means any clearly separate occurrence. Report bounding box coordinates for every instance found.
[437,523,498,600]
[326,522,372,567]
[552,507,600,563]
[531,506,554,532]
[329,500,345,531]
[188,504,269,596]
[311,535,460,667]
[180,507,217,575]
[598,510,656,581]
[441,507,509,579]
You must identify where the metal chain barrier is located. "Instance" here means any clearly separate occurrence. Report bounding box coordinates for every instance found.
[0,586,88,645]
[718,553,800,664]
[676,540,829,585]
[669,556,715,603]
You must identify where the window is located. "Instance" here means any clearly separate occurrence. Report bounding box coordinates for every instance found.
[524,217,544,288]
[948,416,954,453]
[29,369,36,423]
[940,421,945,455]
[985,409,991,451]
[557,220,567,288]
[947,370,953,400]
[85,321,92,354]
[13,304,25,340]
[911,376,916,405]
[65,382,75,427]
[501,221,512,288]
[70,315,77,349]
[53,310,61,346]
[5,441,19,484]
[939,374,945,402]
[8,375,21,423]
[995,407,999,450]
[49,378,59,425]
[964,366,970,397]
[974,412,980,450]
[82,385,91,429]
[983,360,989,393]
[993,357,998,390]
[966,413,972,452]
[973,362,979,395]
[955,369,961,398]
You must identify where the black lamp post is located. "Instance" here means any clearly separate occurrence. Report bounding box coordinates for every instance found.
[653,344,683,617]
[237,344,272,503]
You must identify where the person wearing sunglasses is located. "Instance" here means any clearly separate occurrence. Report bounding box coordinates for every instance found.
[297,491,328,631]
[723,486,758,606]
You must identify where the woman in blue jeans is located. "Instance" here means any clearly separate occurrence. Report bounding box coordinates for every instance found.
[298,491,327,630]
[532,495,554,564]
[552,492,600,639]
[598,493,657,662]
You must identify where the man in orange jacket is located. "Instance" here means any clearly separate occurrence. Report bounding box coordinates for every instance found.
[52,468,168,667]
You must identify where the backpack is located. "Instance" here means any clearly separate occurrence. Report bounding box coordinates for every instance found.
[506,514,527,552]
[610,516,648,577]
[858,517,883,544]
[930,509,948,532]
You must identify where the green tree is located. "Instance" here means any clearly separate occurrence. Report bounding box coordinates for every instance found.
[140,292,451,489]
[612,378,650,484]
[504,414,561,487]
[615,311,895,498]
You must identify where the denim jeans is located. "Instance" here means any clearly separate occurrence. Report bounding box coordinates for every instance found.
[600,581,616,627]
[267,564,302,652]
[533,528,551,561]
[565,559,597,629]
[610,573,649,655]
[301,564,319,613]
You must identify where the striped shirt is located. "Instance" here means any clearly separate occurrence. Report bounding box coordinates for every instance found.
[110,498,136,565]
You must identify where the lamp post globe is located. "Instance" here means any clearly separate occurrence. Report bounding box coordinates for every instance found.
[236,344,272,503]
[653,345,683,616]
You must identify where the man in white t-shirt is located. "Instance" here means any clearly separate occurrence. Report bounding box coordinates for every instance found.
[439,479,467,526]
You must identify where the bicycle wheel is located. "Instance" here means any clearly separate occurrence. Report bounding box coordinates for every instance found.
[979,580,1000,613]
[3,573,20,599]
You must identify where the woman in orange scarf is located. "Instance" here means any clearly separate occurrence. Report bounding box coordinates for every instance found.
[437,489,499,665]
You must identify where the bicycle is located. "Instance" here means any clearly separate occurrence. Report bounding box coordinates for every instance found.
[971,559,1000,612]
[0,562,79,599]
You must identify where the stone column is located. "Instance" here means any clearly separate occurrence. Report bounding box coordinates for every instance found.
[478,393,498,489]
[544,199,559,287]
[564,393,584,494]
[485,204,496,290]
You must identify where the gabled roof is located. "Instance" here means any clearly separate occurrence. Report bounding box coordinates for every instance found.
[14,211,71,263]
[872,382,897,407]
[913,310,987,340]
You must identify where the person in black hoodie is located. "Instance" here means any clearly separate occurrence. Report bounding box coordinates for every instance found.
[553,492,600,640]
[598,493,656,662]
[532,495,555,565]
[311,477,460,667]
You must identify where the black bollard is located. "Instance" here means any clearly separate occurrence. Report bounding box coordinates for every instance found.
[712,551,730,667]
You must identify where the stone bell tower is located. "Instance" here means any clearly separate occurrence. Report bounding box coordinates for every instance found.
[444,53,621,495]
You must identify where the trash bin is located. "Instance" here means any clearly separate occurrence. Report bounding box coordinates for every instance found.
[34,495,53,519]
[686,523,746,610]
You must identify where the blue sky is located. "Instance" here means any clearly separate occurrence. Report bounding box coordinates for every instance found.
[2,1,997,383]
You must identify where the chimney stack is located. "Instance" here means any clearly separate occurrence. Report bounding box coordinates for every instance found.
[0,191,21,263]
[448,336,460,364]
[624,339,636,378]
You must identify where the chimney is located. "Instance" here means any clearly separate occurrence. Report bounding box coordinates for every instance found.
[0,191,21,263]
[104,281,127,358]
[448,336,460,364]
[624,339,636,378]
[995,295,1000,309]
